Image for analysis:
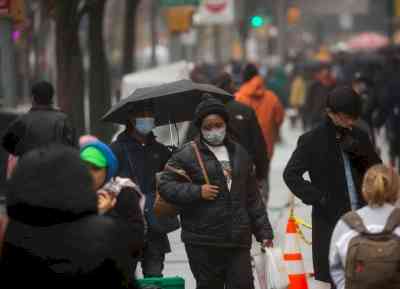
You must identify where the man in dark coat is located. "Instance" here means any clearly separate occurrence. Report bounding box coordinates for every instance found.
[283,86,381,286]
[2,81,77,156]
[185,72,269,183]
[0,145,138,289]
[110,101,172,278]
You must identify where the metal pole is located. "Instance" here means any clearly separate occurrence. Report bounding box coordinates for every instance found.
[276,0,287,63]
[213,25,222,64]
[169,32,183,62]
[0,16,17,107]
[150,0,158,67]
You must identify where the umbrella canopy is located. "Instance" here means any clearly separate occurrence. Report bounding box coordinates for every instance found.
[347,32,389,51]
[102,79,232,126]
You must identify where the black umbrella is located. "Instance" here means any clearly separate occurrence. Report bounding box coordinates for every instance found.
[102,79,233,126]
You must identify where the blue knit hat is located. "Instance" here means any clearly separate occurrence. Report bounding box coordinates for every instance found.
[80,140,119,184]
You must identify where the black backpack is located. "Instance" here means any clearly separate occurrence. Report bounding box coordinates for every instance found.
[342,208,400,289]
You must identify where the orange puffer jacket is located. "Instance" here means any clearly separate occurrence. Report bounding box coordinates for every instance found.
[235,76,285,158]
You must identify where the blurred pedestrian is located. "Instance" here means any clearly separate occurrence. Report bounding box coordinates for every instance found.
[267,66,290,108]
[185,73,269,184]
[110,100,173,278]
[374,50,400,173]
[284,86,381,287]
[289,67,307,129]
[2,81,77,156]
[159,96,274,289]
[330,165,400,289]
[0,145,137,288]
[236,64,284,203]
[303,63,336,129]
[351,71,379,146]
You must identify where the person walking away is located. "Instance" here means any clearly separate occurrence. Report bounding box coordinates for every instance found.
[185,72,270,186]
[283,86,381,288]
[159,96,274,289]
[236,63,285,203]
[0,145,138,289]
[80,139,145,286]
[2,81,77,157]
[330,165,400,289]
[110,100,172,278]
[303,63,336,130]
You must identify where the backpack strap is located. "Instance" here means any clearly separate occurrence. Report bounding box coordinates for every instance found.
[342,211,369,234]
[383,208,400,234]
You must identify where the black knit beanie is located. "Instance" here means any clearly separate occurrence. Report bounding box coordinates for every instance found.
[194,94,229,128]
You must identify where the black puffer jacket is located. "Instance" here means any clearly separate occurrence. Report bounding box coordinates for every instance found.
[2,106,76,156]
[159,138,273,248]
[0,145,137,289]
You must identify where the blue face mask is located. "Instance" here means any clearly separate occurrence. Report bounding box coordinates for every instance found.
[134,117,155,135]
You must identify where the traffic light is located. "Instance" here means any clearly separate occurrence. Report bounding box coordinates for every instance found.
[250,15,265,28]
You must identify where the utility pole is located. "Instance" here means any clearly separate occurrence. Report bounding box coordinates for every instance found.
[213,25,222,64]
[276,0,287,63]
[150,0,158,67]
[0,15,17,107]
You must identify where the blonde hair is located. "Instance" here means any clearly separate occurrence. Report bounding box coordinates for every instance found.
[362,165,400,207]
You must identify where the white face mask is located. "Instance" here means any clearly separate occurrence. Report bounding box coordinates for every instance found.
[134,117,155,135]
[201,126,226,146]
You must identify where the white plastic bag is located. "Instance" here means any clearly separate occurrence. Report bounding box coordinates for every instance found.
[265,247,290,289]
[254,251,267,289]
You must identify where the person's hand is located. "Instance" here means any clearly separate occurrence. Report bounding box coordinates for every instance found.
[262,239,274,248]
[201,184,219,201]
[256,180,263,191]
[97,191,117,214]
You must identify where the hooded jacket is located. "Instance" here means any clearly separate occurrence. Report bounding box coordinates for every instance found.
[235,76,285,158]
[159,138,273,248]
[0,145,137,289]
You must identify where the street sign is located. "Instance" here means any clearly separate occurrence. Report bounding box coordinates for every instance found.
[194,0,234,25]
[300,0,368,15]
[0,0,10,15]
[164,6,194,33]
[161,0,199,7]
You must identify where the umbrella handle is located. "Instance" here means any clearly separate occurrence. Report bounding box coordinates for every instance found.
[169,120,175,148]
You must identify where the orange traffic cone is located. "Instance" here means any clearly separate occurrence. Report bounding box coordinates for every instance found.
[284,212,309,289]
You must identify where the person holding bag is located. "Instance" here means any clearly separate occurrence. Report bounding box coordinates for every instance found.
[159,96,274,289]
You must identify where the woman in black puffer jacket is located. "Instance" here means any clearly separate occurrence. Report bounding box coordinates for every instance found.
[0,144,138,289]
[159,96,274,289]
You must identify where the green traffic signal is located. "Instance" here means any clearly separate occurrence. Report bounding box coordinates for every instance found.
[251,15,265,28]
